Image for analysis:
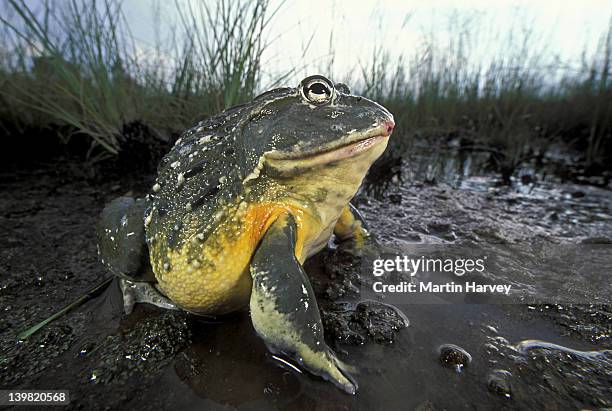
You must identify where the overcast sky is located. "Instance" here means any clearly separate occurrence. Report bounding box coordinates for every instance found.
[121,0,611,87]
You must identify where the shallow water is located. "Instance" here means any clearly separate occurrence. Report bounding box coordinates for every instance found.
[1,150,611,410]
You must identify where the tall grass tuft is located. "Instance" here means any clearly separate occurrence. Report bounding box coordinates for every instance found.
[355,13,612,177]
[0,0,277,155]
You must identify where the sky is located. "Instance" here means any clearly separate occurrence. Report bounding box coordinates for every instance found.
[37,0,612,89]
[118,0,612,87]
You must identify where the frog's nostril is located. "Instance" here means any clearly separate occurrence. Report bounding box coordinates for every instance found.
[384,120,395,135]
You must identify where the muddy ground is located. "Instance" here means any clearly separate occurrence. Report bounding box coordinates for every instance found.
[0,145,611,410]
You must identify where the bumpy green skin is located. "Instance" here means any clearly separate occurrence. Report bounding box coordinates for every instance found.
[144,82,392,262]
[97,75,395,394]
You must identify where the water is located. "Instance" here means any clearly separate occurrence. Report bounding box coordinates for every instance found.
[149,148,612,409]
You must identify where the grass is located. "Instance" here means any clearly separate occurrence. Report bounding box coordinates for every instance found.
[0,1,611,182]
[0,0,283,155]
[356,14,612,179]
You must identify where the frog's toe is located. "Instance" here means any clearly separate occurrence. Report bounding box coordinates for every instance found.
[119,279,177,315]
[250,213,358,394]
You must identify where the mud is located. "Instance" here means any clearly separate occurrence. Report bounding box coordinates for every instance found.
[0,147,611,410]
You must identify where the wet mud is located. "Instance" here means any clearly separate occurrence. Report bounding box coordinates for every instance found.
[0,150,611,410]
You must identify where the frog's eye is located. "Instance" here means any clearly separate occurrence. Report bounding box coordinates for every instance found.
[299,75,334,105]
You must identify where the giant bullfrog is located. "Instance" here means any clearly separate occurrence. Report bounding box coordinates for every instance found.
[96,75,394,394]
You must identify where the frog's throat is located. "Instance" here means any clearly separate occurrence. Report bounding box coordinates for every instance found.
[263,134,388,260]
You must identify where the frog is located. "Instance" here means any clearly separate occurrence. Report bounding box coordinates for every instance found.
[96,75,395,394]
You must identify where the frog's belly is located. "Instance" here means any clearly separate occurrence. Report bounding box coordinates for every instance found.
[152,203,294,315]
[156,249,253,315]
[152,203,340,315]
[153,228,257,316]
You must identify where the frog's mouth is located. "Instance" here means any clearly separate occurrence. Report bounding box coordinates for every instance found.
[265,122,394,169]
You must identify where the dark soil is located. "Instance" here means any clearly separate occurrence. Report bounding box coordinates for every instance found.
[1,137,611,410]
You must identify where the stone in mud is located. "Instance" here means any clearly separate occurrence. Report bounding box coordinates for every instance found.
[580,236,612,244]
[314,247,364,301]
[438,344,472,370]
[487,369,513,398]
[388,193,402,204]
[472,227,508,244]
[322,301,409,345]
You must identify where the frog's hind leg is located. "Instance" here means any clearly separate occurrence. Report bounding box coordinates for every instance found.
[96,196,155,282]
[97,196,177,314]
[249,213,357,394]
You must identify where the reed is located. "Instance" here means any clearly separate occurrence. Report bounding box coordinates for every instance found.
[0,0,278,154]
[355,13,612,177]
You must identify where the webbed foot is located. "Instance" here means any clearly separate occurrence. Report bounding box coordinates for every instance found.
[119,279,177,315]
[249,213,357,394]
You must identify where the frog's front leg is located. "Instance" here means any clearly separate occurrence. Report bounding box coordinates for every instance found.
[333,203,370,249]
[249,213,357,394]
